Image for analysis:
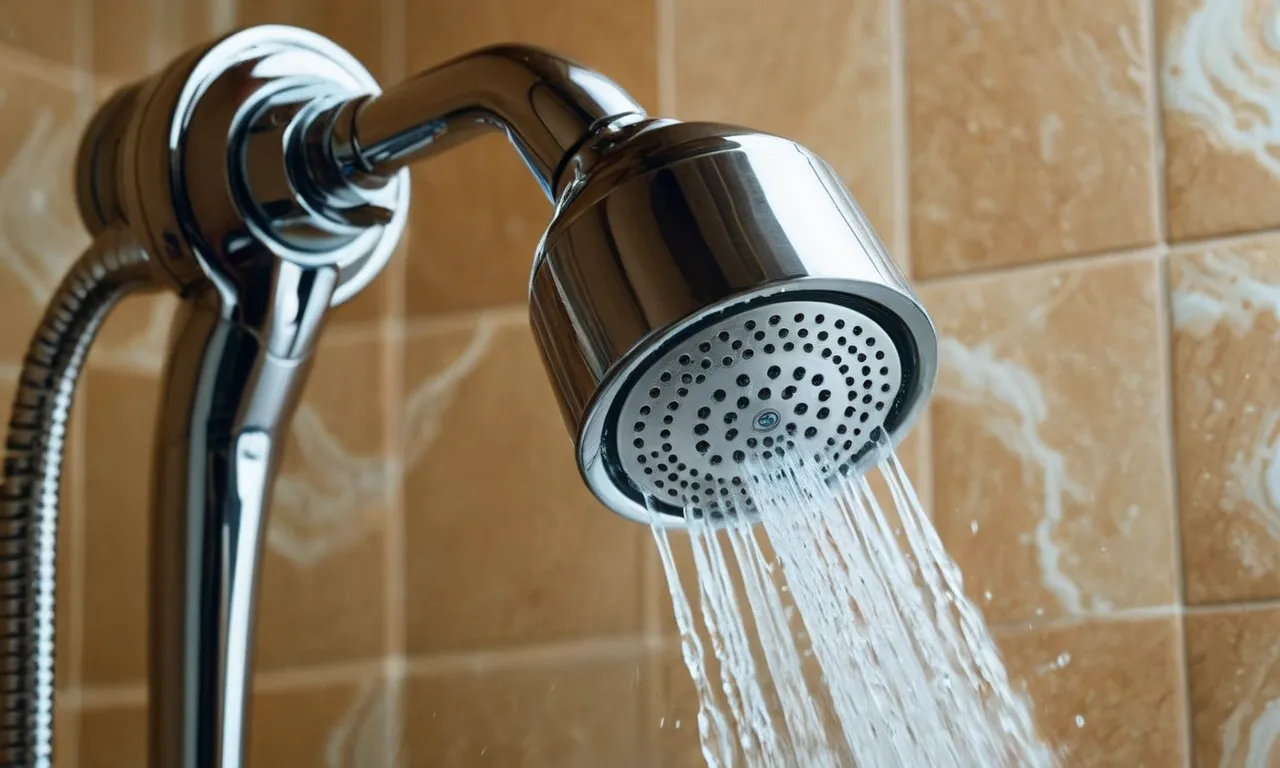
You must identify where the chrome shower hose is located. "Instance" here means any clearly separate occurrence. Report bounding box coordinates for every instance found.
[0,228,153,766]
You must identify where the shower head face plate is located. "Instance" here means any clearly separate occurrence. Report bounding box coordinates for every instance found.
[600,289,916,524]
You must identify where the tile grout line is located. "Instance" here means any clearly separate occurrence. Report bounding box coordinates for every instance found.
[59,5,95,760]
[70,636,667,710]
[1185,598,1280,615]
[380,0,411,760]
[914,223,1280,290]
[257,658,388,692]
[917,241,1162,287]
[988,595,1280,635]
[1156,247,1194,764]
[210,0,236,36]
[656,0,677,118]
[401,304,528,337]
[649,0,678,644]
[70,659,392,711]
[888,0,932,514]
[1166,224,1280,254]
[889,0,910,279]
[647,4,678,760]
[1140,0,1193,760]
[403,635,667,677]
[147,0,165,71]
[989,604,1184,634]
[77,303,530,380]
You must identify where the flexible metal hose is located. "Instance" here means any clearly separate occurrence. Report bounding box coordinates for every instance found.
[0,227,153,766]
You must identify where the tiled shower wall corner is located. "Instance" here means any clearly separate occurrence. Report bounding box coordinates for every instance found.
[1,0,1277,765]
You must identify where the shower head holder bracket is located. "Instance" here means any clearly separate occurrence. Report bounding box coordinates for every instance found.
[75,25,409,311]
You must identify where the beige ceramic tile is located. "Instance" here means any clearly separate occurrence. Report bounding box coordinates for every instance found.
[253,676,398,765]
[54,704,78,766]
[996,616,1186,766]
[1186,606,1280,768]
[404,653,644,766]
[402,0,658,316]
[0,47,95,369]
[0,0,83,67]
[255,332,391,669]
[922,257,1176,625]
[1159,0,1280,241]
[1171,240,1280,603]
[80,702,146,767]
[80,366,155,686]
[673,0,897,256]
[401,315,644,654]
[907,0,1157,278]
[92,0,221,82]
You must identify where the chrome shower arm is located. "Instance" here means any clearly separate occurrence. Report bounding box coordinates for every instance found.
[328,45,646,197]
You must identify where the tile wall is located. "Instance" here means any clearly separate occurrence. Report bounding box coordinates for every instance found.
[0,0,1276,765]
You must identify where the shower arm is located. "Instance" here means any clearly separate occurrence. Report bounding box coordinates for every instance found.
[316,45,647,200]
[61,29,651,768]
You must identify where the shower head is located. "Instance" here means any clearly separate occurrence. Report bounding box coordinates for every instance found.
[530,120,936,525]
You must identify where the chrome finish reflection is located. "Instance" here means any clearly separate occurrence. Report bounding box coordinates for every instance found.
[71,24,656,768]
[341,45,645,195]
[526,121,935,525]
[150,261,333,768]
[74,26,399,768]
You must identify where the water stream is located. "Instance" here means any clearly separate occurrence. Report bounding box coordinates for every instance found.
[650,440,1054,767]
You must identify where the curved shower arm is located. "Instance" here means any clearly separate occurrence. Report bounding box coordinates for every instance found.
[316,45,647,200]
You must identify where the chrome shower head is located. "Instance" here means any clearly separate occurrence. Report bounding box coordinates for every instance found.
[530,121,937,525]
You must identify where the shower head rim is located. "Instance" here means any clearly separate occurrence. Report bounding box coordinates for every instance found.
[545,125,822,255]
[575,275,936,528]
